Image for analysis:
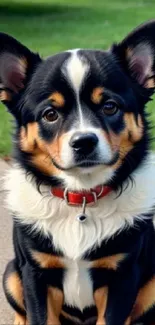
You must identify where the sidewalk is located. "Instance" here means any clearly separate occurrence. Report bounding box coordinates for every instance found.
[0,160,13,324]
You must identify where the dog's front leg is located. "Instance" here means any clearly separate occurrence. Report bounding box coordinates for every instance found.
[22,264,64,325]
[104,265,140,325]
[22,263,47,325]
[94,286,108,325]
[47,286,63,325]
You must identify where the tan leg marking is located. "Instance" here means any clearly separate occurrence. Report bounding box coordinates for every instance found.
[124,316,131,325]
[14,312,26,325]
[94,287,108,325]
[47,287,63,325]
[131,276,155,321]
[6,272,25,311]
[61,310,81,324]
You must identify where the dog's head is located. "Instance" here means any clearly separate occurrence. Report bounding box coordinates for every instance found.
[1,21,155,190]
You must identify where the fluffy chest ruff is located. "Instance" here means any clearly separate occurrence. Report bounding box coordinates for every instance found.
[3,155,155,311]
[4,154,155,260]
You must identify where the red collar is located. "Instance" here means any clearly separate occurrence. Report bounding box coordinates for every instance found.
[51,185,112,206]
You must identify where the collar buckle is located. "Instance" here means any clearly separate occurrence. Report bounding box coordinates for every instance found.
[63,187,99,206]
[64,187,70,205]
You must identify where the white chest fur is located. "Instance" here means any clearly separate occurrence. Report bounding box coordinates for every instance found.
[3,155,155,310]
[4,155,155,260]
[63,259,94,310]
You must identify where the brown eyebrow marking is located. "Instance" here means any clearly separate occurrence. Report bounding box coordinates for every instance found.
[91,87,104,104]
[48,91,65,108]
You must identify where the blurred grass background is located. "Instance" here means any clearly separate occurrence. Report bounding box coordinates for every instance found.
[0,0,155,155]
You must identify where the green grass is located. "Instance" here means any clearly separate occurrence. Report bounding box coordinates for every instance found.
[0,0,155,154]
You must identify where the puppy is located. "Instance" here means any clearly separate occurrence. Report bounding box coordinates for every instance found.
[2,20,155,325]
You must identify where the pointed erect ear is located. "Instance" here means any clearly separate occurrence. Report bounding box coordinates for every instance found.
[112,20,155,90]
[0,33,41,105]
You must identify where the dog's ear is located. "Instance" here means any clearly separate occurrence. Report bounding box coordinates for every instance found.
[0,33,41,112]
[112,20,155,90]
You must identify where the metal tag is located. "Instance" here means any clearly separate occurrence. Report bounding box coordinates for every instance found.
[76,197,88,223]
[76,214,87,222]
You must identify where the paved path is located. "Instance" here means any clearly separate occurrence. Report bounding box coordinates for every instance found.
[0,160,13,324]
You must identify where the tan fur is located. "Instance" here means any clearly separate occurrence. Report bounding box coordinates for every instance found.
[49,92,65,108]
[124,113,143,143]
[6,272,25,310]
[14,312,27,325]
[131,276,155,321]
[20,122,71,177]
[124,316,131,325]
[92,254,126,270]
[103,113,144,170]
[0,89,12,101]
[31,250,64,269]
[145,77,155,88]
[20,122,60,176]
[91,87,104,104]
[47,287,63,325]
[61,310,81,324]
[94,287,108,325]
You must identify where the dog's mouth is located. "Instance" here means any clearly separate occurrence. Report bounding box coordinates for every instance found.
[52,152,119,172]
[52,158,100,171]
[75,161,101,168]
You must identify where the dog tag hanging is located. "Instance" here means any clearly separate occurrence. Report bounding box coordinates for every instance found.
[76,197,88,222]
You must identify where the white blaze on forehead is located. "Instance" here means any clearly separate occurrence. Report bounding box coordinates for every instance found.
[62,50,89,126]
[63,50,89,93]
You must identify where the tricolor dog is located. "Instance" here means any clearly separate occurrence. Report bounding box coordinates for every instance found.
[2,20,155,325]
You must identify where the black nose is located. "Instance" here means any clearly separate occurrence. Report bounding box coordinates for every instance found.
[69,132,98,155]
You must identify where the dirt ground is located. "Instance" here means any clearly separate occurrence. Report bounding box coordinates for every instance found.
[0,160,13,324]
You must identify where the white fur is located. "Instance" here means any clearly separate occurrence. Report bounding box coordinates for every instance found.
[62,50,89,127]
[63,259,94,311]
[4,154,155,259]
[59,163,114,190]
[59,126,114,183]
[3,154,155,310]
[60,50,114,176]
[64,50,89,95]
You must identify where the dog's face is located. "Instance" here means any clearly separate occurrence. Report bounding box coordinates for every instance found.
[18,49,145,190]
[0,21,155,190]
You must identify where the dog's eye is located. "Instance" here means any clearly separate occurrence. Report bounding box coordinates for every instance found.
[103,100,119,116]
[43,108,59,122]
